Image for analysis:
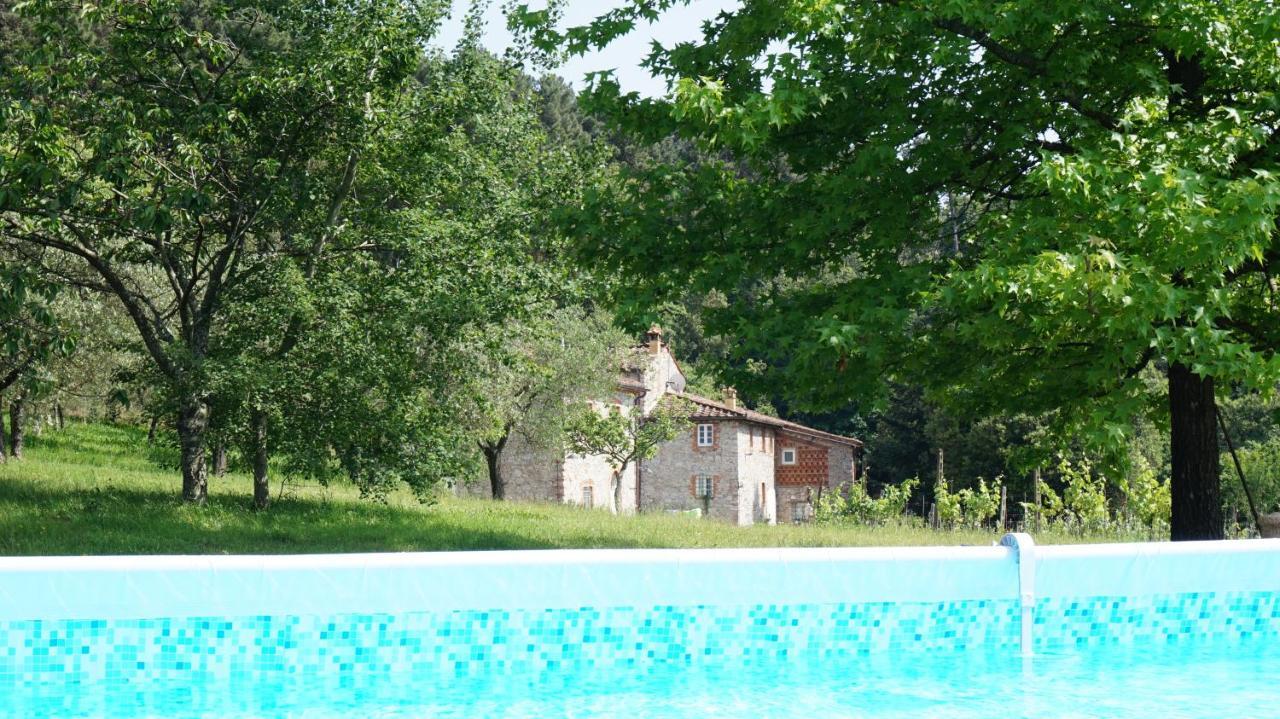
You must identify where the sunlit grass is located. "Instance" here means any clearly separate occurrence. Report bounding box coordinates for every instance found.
[0,422,1144,555]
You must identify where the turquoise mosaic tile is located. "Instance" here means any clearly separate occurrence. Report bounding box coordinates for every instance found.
[1034,591,1280,650]
[0,599,1017,687]
[4,590,1274,690]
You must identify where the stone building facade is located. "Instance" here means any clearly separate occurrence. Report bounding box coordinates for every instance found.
[465,327,862,525]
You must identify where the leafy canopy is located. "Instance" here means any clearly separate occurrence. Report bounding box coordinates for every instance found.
[516,0,1280,459]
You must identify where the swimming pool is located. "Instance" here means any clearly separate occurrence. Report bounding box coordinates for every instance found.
[2,536,1278,718]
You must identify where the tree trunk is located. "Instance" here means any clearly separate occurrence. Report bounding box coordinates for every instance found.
[9,394,25,460]
[482,444,504,500]
[212,444,228,477]
[251,409,270,510]
[611,463,631,515]
[177,398,209,504]
[1168,362,1223,540]
[147,416,159,444]
[55,403,64,430]
[480,431,511,501]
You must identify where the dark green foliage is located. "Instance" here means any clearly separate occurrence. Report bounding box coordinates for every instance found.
[1,1,605,503]
[521,0,1280,539]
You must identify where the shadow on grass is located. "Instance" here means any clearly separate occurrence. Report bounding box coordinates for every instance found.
[24,421,182,471]
[0,479,615,556]
[2,422,674,555]
[10,423,1033,554]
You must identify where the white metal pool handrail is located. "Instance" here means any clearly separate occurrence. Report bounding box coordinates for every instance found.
[1000,533,1037,655]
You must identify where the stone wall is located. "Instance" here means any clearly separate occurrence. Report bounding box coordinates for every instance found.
[560,395,643,513]
[640,419,740,522]
[639,345,686,413]
[455,430,562,502]
[562,452,637,513]
[772,434,858,523]
[827,444,857,491]
[736,425,775,525]
[777,484,817,524]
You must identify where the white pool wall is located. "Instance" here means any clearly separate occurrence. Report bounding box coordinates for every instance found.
[0,539,1277,623]
[1034,539,1280,596]
[0,545,1016,621]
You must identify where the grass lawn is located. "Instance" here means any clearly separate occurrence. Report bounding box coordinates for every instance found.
[0,422,1149,555]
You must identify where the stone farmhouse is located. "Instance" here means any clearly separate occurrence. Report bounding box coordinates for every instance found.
[468,327,863,525]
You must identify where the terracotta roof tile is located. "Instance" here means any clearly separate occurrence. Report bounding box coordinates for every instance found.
[662,391,863,448]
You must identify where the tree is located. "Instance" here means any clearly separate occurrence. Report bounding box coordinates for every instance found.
[851,383,1040,511]
[205,45,608,506]
[564,398,690,513]
[1,0,444,501]
[37,290,136,429]
[520,0,1280,540]
[530,73,603,147]
[461,306,628,500]
[0,261,72,460]
[0,264,63,392]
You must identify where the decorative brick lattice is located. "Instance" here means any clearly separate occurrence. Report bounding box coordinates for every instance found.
[776,435,828,486]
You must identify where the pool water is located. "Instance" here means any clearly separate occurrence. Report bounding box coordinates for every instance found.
[5,542,1279,718]
[6,637,1278,718]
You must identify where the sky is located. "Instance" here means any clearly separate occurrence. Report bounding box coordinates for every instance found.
[433,1,740,98]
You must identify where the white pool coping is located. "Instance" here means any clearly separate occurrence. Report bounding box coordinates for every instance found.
[0,539,1277,622]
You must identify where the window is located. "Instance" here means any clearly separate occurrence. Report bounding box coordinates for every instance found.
[582,486,594,509]
[696,423,715,447]
[781,448,797,465]
[695,474,714,498]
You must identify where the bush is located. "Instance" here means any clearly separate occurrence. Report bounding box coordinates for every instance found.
[1021,458,1117,535]
[934,476,963,529]
[934,475,1003,530]
[1221,436,1280,519]
[1120,463,1170,535]
[1058,459,1109,532]
[816,478,919,526]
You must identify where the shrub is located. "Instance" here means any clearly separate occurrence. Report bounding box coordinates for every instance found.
[958,477,1003,529]
[933,476,963,528]
[1120,464,1170,535]
[1059,459,1109,532]
[816,478,919,526]
[1020,477,1064,529]
[933,475,1003,530]
[1221,436,1280,519]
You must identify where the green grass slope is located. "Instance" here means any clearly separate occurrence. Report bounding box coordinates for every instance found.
[0,423,1130,555]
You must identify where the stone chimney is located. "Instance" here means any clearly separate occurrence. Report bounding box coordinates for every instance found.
[723,387,738,410]
[645,324,663,355]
